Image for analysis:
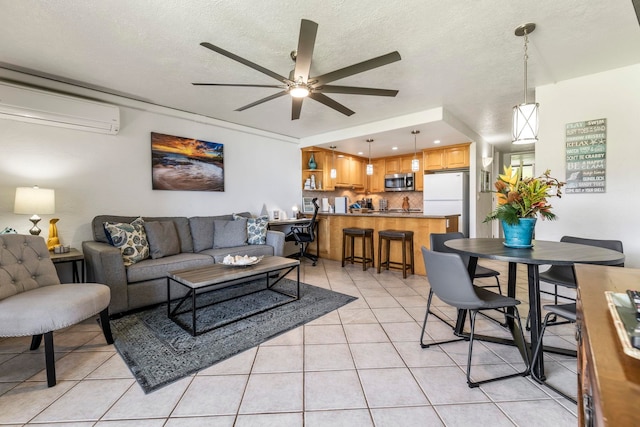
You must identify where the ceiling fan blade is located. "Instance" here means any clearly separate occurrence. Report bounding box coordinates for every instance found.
[308,93,355,116]
[293,19,318,83]
[316,85,399,97]
[235,91,288,111]
[200,42,290,84]
[312,51,401,86]
[292,97,304,120]
[192,83,285,88]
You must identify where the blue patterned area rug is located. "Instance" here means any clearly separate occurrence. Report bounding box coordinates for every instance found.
[111,278,356,393]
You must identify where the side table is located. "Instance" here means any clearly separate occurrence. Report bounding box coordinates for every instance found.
[50,248,85,283]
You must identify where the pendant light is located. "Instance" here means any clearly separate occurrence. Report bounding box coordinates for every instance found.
[411,130,420,172]
[329,145,337,179]
[366,139,374,176]
[512,22,539,145]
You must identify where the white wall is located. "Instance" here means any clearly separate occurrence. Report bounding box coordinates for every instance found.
[536,64,640,267]
[0,82,301,250]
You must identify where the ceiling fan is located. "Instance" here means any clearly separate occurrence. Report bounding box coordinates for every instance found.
[193,19,401,120]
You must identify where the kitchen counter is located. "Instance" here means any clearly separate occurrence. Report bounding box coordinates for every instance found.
[307,213,459,275]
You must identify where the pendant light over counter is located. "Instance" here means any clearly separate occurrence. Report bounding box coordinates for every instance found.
[512,22,538,145]
[411,130,420,172]
[329,145,337,179]
[366,139,374,176]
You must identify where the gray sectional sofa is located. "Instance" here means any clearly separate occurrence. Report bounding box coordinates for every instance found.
[82,213,284,315]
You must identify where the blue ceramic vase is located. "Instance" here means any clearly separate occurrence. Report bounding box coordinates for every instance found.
[501,218,536,248]
[308,153,317,170]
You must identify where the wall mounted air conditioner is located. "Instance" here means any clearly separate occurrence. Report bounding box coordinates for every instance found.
[0,81,120,134]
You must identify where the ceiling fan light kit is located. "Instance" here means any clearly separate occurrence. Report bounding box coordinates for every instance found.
[512,22,539,145]
[194,19,401,120]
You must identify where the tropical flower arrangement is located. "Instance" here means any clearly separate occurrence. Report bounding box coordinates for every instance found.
[484,166,565,226]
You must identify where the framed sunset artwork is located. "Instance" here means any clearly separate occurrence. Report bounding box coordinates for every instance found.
[151,132,224,191]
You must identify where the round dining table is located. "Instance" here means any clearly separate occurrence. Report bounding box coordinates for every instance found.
[444,238,625,379]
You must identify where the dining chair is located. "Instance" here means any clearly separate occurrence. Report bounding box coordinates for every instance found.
[420,246,530,388]
[285,197,319,265]
[530,302,577,403]
[535,236,623,326]
[430,232,502,294]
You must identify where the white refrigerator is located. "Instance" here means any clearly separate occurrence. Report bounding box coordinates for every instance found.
[423,172,469,236]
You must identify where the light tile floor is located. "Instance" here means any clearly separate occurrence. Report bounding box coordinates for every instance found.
[0,258,578,426]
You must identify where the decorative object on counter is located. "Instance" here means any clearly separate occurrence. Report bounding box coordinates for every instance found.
[310,174,316,190]
[329,145,337,179]
[0,227,17,234]
[14,186,56,236]
[308,152,317,169]
[304,178,312,189]
[366,139,374,176]
[411,130,420,172]
[47,218,61,251]
[512,23,539,145]
[484,165,564,248]
[402,196,410,212]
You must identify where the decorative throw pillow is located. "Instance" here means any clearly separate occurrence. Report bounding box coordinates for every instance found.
[144,221,180,259]
[213,218,247,248]
[234,214,268,245]
[104,217,150,266]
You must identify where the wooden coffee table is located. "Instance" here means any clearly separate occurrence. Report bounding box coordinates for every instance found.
[167,256,300,336]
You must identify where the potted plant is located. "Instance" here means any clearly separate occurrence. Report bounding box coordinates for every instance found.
[484,165,565,247]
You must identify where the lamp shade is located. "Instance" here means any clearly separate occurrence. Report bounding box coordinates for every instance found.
[512,103,539,144]
[14,186,55,215]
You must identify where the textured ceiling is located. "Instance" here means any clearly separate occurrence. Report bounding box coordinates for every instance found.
[1,0,639,157]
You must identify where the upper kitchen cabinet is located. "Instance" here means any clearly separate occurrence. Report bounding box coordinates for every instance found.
[368,159,386,193]
[335,155,365,188]
[423,143,470,171]
[301,148,334,191]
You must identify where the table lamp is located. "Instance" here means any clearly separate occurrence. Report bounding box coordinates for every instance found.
[14,186,55,235]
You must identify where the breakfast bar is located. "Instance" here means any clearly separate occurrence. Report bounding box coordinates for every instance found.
[308,211,459,275]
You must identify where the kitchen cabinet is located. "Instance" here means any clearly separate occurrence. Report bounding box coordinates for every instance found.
[368,159,386,193]
[301,149,334,191]
[335,155,365,188]
[423,143,470,171]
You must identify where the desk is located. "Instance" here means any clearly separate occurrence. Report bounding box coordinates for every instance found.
[50,248,85,283]
[444,238,625,378]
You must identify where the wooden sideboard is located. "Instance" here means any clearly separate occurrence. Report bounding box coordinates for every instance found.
[575,264,640,426]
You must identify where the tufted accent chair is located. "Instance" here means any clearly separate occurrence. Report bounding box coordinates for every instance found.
[0,234,113,387]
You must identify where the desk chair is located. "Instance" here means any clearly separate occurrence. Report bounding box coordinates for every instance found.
[420,247,530,388]
[530,303,577,403]
[285,197,319,266]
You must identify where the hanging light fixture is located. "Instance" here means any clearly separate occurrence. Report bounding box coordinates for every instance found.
[411,130,420,172]
[366,139,374,176]
[512,22,538,145]
[329,145,337,179]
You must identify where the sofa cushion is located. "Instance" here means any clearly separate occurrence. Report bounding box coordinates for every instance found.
[126,253,213,283]
[234,214,269,245]
[144,221,181,259]
[189,213,251,252]
[93,216,194,253]
[213,218,247,248]
[104,217,150,266]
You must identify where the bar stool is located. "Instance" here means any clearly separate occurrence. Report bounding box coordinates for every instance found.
[377,230,414,278]
[342,227,375,270]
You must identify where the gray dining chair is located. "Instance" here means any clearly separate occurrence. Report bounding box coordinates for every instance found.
[420,246,530,388]
[530,302,577,403]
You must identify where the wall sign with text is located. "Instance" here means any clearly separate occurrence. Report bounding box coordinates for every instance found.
[565,118,606,194]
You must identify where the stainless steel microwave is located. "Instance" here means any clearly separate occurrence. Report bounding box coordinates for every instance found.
[384,173,415,192]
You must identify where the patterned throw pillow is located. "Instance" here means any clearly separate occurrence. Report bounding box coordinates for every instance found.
[233,214,269,245]
[103,217,150,266]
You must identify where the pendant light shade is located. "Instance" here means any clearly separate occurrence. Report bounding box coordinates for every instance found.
[411,130,420,172]
[366,139,373,176]
[329,145,337,179]
[512,23,538,145]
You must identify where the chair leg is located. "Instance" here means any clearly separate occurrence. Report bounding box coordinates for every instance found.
[466,307,530,388]
[43,331,56,387]
[99,308,114,344]
[420,290,465,348]
[30,334,43,350]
